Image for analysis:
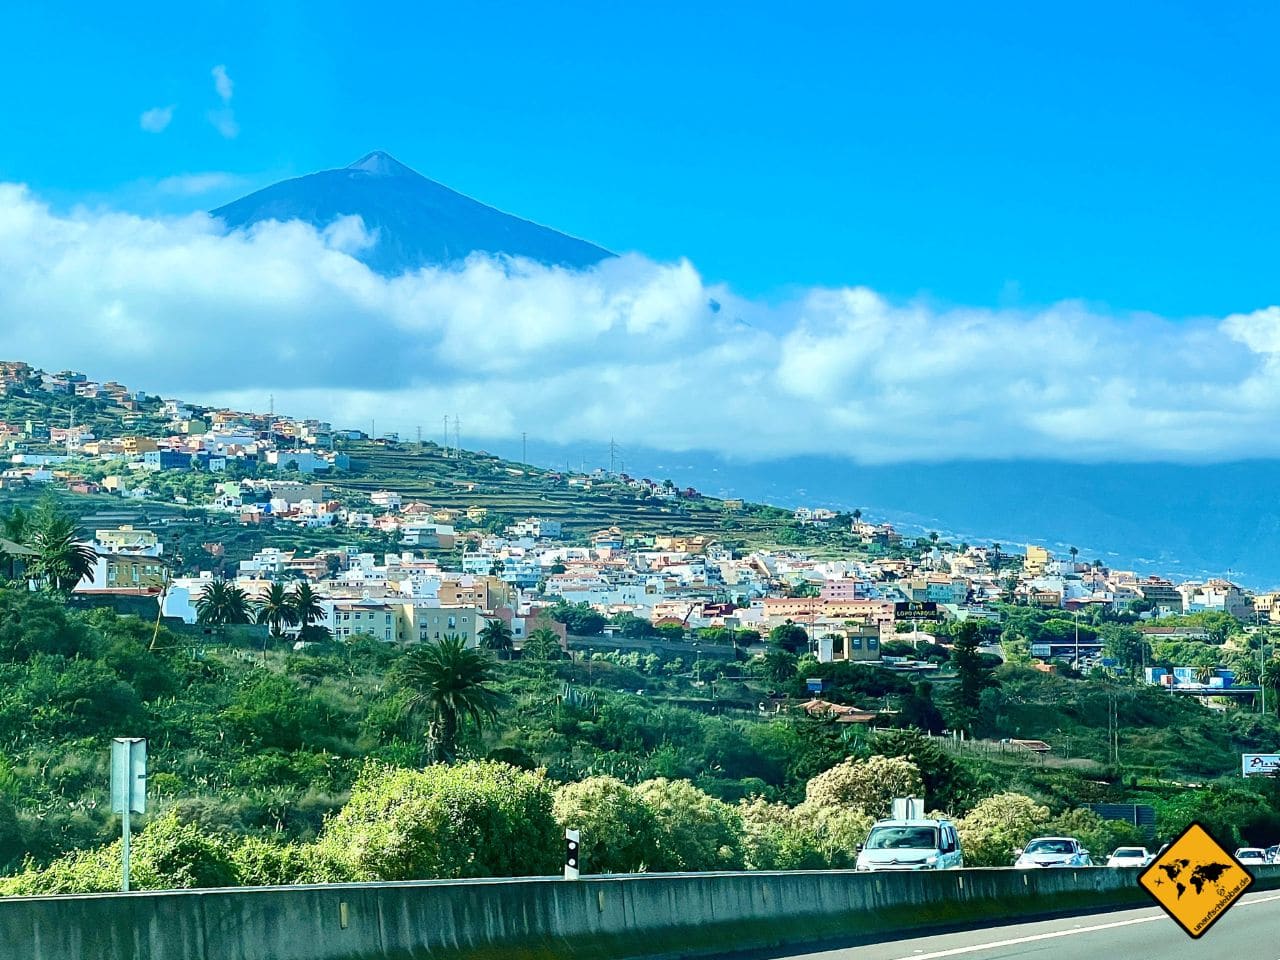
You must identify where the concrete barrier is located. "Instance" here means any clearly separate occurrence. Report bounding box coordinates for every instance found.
[2,866,1277,960]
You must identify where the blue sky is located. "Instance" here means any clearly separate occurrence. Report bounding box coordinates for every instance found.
[3,0,1278,316]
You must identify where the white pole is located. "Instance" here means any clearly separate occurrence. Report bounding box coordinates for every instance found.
[122,806,131,892]
[564,829,581,880]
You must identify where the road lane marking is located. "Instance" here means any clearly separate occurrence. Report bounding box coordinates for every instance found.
[885,892,1280,960]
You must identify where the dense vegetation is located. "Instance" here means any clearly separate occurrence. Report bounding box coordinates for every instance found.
[1,587,1280,893]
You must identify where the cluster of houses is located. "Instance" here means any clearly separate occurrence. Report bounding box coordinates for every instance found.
[6,362,1277,681]
[52,489,1275,678]
[0,364,349,488]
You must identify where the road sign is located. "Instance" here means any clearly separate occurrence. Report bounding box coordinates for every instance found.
[110,738,146,892]
[111,738,147,814]
[1242,754,1280,777]
[1138,822,1253,939]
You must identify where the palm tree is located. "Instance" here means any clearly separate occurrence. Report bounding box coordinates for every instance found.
[289,581,325,640]
[1194,662,1217,685]
[256,582,299,661]
[195,580,253,627]
[523,626,563,661]
[990,543,1002,574]
[1069,546,1079,566]
[1263,659,1280,714]
[395,634,503,762]
[27,517,97,591]
[478,618,514,659]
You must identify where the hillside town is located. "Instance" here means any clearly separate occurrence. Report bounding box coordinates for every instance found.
[0,359,1272,698]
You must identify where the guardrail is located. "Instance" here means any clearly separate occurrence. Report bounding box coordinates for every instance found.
[3,866,1278,960]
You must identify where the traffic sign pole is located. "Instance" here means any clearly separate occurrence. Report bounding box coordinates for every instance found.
[111,738,147,893]
[564,828,580,880]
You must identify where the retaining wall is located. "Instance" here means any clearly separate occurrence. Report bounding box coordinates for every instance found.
[2,866,1275,960]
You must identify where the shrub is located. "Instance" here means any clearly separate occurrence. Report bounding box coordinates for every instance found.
[956,793,1050,867]
[552,776,660,874]
[312,761,560,881]
[634,778,744,871]
[804,756,924,818]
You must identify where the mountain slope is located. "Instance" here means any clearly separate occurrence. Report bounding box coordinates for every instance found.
[211,151,612,275]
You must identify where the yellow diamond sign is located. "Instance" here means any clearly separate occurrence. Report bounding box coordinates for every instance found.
[1138,821,1254,939]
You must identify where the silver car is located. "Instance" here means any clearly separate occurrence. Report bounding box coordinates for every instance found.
[1014,836,1093,868]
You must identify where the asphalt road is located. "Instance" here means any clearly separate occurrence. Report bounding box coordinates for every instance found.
[750,889,1280,960]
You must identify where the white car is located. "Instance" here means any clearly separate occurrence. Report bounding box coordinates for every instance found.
[1014,837,1093,868]
[1234,847,1268,866]
[855,819,964,871]
[1106,846,1152,868]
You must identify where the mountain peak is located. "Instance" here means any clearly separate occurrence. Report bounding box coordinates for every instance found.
[346,151,416,177]
[213,152,613,274]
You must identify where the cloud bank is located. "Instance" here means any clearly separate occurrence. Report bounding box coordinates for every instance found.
[0,181,1276,465]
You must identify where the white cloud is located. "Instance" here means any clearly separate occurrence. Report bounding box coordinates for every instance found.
[211,65,233,104]
[0,180,1277,464]
[139,106,175,133]
[208,65,237,138]
[155,172,246,196]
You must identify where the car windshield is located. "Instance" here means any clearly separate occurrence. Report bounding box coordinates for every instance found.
[1112,848,1146,858]
[866,826,939,850]
[1025,839,1076,855]
[1237,849,1264,857]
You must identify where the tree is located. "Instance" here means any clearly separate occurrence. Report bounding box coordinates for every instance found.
[1099,623,1147,676]
[395,635,503,761]
[522,626,563,661]
[255,582,298,640]
[871,729,973,814]
[990,543,1002,573]
[769,621,809,654]
[1069,546,1079,565]
[804,756,924,818]
[552,777,660,873]
[634,778,744,871]
[1263,658,1280,714]
[195,580,253,626]
[950,620,997,731]
[753,647,798,686]
[955,793,1050,867]
[26,512,96,592]
[478,619,514,659]
[550,601,605,636]
[289,582,325,640]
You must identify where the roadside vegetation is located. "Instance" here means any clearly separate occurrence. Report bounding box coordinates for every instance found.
[1,588,1279,893]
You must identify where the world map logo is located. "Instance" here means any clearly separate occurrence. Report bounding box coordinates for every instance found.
[1138,823,1254,939]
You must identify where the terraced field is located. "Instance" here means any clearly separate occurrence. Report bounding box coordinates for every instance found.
[333,442,797,541]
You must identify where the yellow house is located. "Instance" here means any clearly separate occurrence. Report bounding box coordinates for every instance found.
[1025,545,1052,576]
[121,436,160,455]
[399,605,482,645]
[96,525,160,554]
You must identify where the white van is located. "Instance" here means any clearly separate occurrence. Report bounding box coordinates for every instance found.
[855,817,964,872]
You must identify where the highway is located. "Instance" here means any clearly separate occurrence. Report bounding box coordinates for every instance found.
[746,889,1280,960]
